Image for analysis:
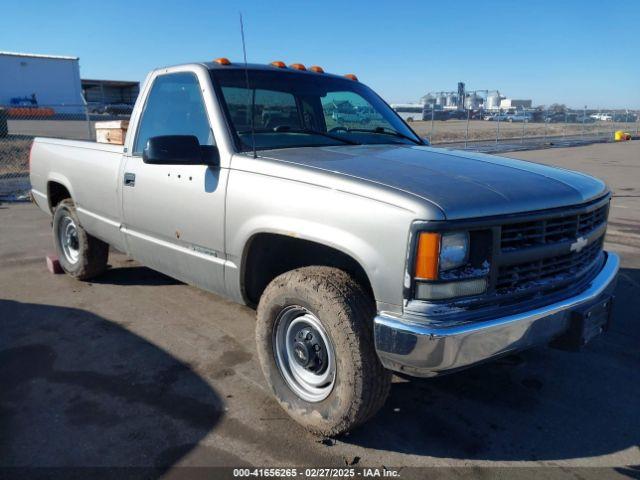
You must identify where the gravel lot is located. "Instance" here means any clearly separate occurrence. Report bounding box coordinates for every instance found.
[1,141,638,477]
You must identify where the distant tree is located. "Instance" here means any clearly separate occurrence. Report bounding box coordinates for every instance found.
[549,103,567,113]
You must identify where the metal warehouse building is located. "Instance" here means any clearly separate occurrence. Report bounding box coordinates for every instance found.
[0,51,85,113]
[81,79,140,106]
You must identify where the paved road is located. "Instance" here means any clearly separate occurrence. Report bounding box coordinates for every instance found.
[1,142,639,475]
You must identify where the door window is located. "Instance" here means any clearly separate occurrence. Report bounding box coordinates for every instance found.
[134,72,214,155]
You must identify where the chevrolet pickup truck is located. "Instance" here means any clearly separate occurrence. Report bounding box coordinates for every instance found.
[30,59,619,436]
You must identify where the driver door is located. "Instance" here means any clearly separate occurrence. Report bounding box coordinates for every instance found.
[121,71,228,294]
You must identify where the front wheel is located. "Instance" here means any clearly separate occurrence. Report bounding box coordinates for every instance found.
[53,198,109,280]
[256,266,391,436]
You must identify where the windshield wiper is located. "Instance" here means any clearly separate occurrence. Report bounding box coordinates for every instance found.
[345,127,422,145]
[238,126,359,145]
[290,128,360,145]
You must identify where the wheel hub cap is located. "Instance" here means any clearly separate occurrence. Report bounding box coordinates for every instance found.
[58,215,80,264]
[292,327,328,373]
[273,306,336,402]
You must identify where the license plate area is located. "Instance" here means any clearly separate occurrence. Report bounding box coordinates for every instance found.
[551,296,613,351]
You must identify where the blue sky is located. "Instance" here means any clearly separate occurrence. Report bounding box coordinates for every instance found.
[2,0,638,108]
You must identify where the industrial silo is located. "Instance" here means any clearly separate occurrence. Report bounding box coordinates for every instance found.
[485,91,501,110]
[420,94,435,106]
[464,93,481,110]
[445,93,457,108]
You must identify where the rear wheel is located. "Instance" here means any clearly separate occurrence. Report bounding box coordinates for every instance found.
[53,198,108,280]
[256,266,391,436]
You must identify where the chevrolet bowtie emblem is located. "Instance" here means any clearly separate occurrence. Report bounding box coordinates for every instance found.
[570,236,589,253]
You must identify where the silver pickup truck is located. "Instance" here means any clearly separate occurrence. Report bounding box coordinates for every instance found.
[30,59,619,436]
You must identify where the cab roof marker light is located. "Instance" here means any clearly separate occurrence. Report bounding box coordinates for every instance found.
[214,57,231,65]
[344,74,358,81]
[310,65,324,73]
[270,61,286,68]
[289,63,306,71]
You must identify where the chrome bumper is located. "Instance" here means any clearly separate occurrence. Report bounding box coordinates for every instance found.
[374,252,620,377]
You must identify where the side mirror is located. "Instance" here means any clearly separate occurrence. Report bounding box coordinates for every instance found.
[143,135,219,166]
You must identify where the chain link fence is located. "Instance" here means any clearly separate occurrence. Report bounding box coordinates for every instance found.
[411,107,639,153]
[0,105,130,200]
[0,103,637,201]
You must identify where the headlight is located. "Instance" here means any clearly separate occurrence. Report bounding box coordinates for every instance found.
[439,232,469,271]
[414,230,486,300]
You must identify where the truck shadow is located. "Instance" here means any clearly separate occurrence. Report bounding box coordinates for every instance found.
[92,265,182,286]
[345,267,640,461]
[0,299,222,470]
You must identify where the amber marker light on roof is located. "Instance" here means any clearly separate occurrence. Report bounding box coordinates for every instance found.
[344,73,358,81]
[214,57,231,65]
[309,65,324,73]
[415,233,440,280]
[289,63,306,70]
[270,61,286,68]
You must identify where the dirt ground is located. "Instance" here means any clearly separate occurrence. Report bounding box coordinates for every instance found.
[1,141,639,477]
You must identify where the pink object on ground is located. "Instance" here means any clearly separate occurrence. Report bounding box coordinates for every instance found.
[46,254,63,274]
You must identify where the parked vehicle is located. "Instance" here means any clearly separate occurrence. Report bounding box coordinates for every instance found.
[576,115,597,123]
[30,59,619,436]
[104,103,134,115]
[390,103,424,122]
[613,112,637,122]
[507,112,532,122]
[446,110,467,120]
[422,109,451,121]
[543,112,566,123]
[484,112,510,121]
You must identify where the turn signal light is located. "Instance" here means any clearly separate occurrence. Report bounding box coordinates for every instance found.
[270,61,286,68]
[214,57,231,65]
[344,73,358,81]
[289,63,306,70]
[415,233,440,280]
[309,65,324,73]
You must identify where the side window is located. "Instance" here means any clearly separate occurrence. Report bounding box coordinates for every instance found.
[133,72,213,155]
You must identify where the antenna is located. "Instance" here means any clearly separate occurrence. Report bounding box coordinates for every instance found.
[240,12,257,159]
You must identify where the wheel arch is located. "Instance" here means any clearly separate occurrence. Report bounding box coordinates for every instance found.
[46,175,75,212]
[240,232,375,307]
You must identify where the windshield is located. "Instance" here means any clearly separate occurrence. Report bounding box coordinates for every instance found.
[210,69,422,151]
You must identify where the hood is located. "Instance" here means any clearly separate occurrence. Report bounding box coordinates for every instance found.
[259,144,607,220]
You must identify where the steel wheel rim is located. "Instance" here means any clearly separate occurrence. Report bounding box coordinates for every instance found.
[58,215,80,264]
[273,305,336,402]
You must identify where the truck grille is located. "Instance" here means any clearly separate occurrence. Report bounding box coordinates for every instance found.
[501,204,608,251]
[496,236,604,293]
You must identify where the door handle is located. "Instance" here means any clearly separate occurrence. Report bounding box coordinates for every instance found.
[124,172,136,187]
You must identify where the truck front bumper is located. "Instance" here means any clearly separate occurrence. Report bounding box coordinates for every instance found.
[374,251,620,377]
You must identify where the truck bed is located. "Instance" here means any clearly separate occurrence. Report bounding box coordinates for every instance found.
[30,137,126,251]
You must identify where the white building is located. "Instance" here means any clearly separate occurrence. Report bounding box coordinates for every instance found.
[499,99,532,110]
[0,51,85,113]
